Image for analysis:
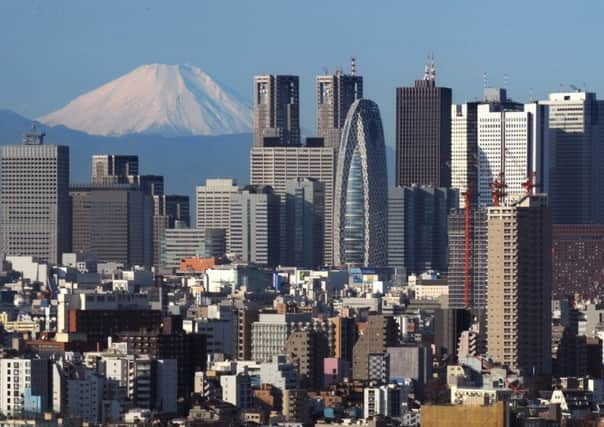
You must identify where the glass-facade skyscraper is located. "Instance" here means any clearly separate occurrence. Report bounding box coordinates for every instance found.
[333,99,387,267]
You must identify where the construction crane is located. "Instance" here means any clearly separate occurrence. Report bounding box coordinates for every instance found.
[462,186,474,308]
[463,153,479,308]
[490,172,507,207]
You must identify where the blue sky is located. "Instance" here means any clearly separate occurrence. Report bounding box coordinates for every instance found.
[1,0,603,146]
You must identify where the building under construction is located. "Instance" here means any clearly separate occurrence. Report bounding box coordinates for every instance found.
[447,207,488,310]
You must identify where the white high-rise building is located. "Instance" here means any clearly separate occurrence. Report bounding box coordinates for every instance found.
[0,129,70,264]
[477,101,548,206]
[196,178,240,252]
[451,102,478,207]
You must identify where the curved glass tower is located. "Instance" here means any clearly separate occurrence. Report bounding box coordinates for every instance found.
[333,99,388,267]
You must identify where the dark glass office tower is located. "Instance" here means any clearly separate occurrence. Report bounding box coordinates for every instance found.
[395,63,452,187]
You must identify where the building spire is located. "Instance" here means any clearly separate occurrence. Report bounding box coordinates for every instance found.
[351,56,356,76]
[430,53,436,82]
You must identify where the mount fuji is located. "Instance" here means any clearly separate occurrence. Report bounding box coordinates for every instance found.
[38,64,253,137]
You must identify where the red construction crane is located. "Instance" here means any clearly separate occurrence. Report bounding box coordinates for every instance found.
[462,186,474,308]
[521,171,537,195]
[490,172,507,207]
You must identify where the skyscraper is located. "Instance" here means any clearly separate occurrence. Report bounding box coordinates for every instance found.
[476,93,549,207]
[70,184,153,268]
[447,207,488,310]
[250,146,334,265]
[196,178,240,253]
[229,185,280,266]
[253,75,300,147]
[0,128,70,264]
[395,62,452,187]
[91,154,138,184]
[285,177,324,267]
[333,99,388,267]
[387,186,458,275]
[540,91,604,224]
[451,102,479,208]
[486,195,552,376]
[316,63,363,149]
[153,195,190,269]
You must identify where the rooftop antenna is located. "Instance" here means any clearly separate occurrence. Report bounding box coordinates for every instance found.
[503,73,509,90]
[430,53,436,82]
[423,57,430,80]
[351,56,356,76]
[529,87,534,102]
[483,72,488,89]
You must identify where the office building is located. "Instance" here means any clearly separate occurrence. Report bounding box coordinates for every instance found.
[477,93,549,206]
[229,185,280,266]
[447,207,488,309]
[251,145,335,265]
[251,313,312,363]
[395,62,452,187]
[161,228,225,273]
[0,128,70,264]
[152,195,190,270]
[333,99,388,267]
[130,174,164,196]
[196,178,240,253]
[285,177,324,267]
[254,75,300,147]
[70,184,153,267]
[540,91,604,224]
[486,195,552,376]
[316,64,363,149]
[451,102,479,207]
[91,154,138,184]
[387,186,458,274]
[352,315,398,381]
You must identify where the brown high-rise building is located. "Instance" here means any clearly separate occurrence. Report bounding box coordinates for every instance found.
[329,316,357,362]
[235,301,259,361]
[486,195,552,376]
[395,63,452,187]
[352,315,398,381]
[286,328,329,390]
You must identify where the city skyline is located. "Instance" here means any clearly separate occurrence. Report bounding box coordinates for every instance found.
[2,1,604,148]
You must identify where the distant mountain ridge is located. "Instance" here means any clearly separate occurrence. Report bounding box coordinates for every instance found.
[38,64,253,137]
[0,110,251,201]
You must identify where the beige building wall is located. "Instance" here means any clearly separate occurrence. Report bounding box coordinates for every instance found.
[486,195,552,376]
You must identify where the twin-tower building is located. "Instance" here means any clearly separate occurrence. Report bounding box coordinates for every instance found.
[249,65,388,268]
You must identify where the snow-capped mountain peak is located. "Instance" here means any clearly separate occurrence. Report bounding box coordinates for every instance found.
[38,64,253,137]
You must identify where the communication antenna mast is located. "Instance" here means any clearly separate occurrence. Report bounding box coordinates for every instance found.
[503,73,509,90]
[351,56,356,76]
[424,57,430,81]
[430,53,436,82]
